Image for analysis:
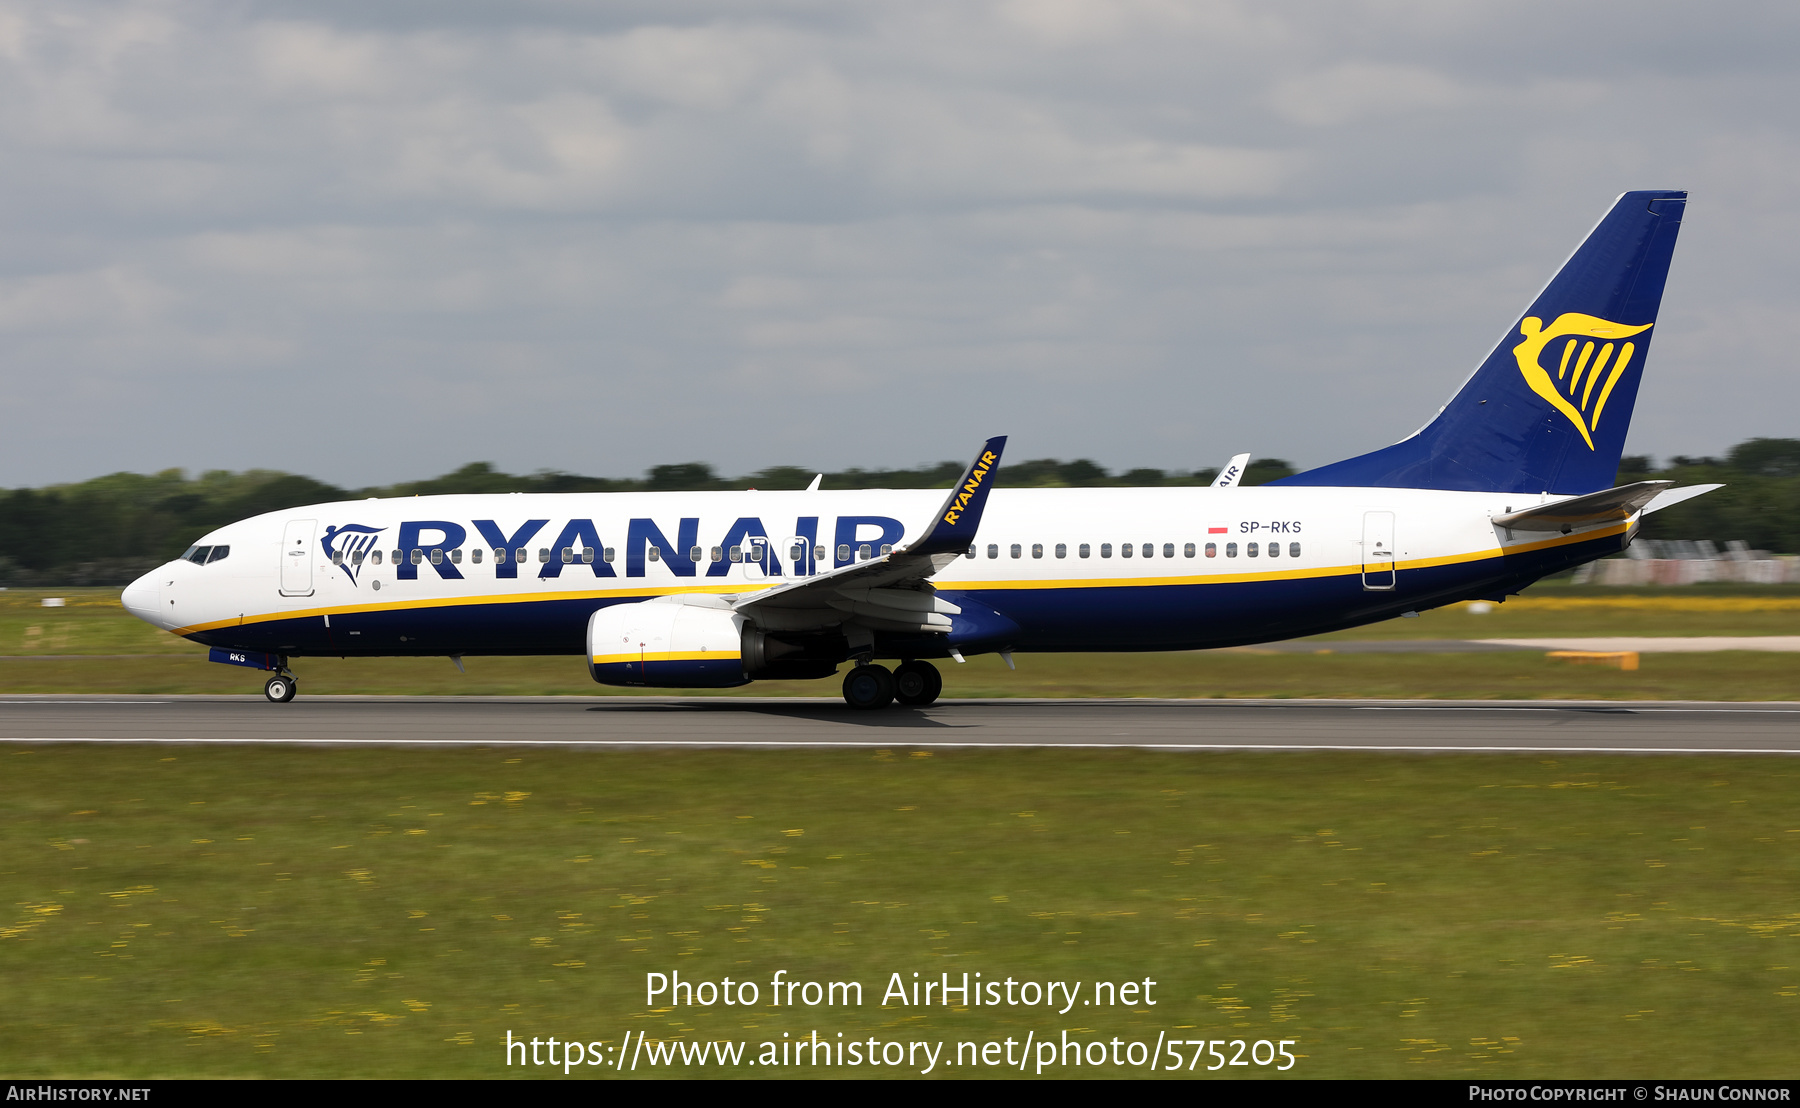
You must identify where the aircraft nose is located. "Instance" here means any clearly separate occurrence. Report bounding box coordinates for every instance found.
[121,570,161,626]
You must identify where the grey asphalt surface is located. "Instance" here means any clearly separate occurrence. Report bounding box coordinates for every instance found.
[2,695,1798,754]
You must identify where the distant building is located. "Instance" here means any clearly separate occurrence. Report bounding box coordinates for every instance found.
[1573,540,1798,585]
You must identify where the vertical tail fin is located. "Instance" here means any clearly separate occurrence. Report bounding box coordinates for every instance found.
[1277,190,1686,494]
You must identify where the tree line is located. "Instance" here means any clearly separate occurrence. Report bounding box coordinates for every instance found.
[2,441,1794,587]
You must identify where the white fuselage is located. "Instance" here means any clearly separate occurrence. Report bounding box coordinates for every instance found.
[122,484,1625,664]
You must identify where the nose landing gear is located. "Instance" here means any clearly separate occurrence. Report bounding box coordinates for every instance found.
[264,672,298,703]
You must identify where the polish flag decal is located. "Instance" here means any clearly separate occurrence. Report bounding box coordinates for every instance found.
[1208,522,1230,534]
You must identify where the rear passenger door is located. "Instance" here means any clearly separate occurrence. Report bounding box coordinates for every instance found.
[1361,511,1395,591]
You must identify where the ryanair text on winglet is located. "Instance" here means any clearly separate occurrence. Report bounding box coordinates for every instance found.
[943,451,998,527]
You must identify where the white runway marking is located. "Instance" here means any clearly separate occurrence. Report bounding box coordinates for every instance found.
[1351,706,1800,714]
[2,736,1798,756]
[1480,636,1800,652]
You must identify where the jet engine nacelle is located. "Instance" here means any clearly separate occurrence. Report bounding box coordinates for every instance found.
[587,598,750,688]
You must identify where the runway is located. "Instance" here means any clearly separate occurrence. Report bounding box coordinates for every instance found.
[3,695,1799,754]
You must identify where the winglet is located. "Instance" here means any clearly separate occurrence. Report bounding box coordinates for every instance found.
[908,436,1007,556]
[1212,453,1251,489]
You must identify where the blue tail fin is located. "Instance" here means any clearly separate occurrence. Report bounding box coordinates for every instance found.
[1276,190,1686,494]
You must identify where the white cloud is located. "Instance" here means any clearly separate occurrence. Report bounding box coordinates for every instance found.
[0,0,1796,485]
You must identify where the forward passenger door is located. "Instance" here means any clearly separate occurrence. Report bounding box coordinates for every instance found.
[280,518,316,596]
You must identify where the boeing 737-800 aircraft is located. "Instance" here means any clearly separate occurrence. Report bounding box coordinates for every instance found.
[122,190,1716,708]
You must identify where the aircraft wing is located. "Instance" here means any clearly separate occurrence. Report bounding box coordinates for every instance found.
[1490,480,1676,533]
[734,436,1005,633]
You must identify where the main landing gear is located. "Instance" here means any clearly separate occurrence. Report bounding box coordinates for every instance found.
[842,660,942,710]
[264,672,298,703]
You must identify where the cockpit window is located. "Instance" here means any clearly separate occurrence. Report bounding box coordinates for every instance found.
[207,546,230,564]
[184,545,212,564]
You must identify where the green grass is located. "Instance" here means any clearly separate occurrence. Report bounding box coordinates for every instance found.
[0,590,197,656]
[3,587,1796,701]
[5,649,1797,701]
[3,746,1797,1078]
[1309,593,1800,641]
[6,587,1800,659]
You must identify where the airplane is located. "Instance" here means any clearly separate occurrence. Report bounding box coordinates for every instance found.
[122,189,1718,709]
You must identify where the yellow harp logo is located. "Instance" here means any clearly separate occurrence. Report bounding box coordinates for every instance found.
[1511,313,1652,450]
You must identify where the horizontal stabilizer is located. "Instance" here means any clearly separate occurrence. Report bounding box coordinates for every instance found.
[1642,483,1724,516]
[1492,481,1671,533]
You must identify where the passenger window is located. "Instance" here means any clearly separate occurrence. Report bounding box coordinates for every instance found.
[1247,542,1259,558]
[560,547,573,564]
[1226,543,1238,558]
[471,548,482,564]
[514,548,526,564]
[1079,543,1090,558]
[837,544,851,562]
[391,550,403,565]
[411,549,424,565]
[1120,543,1132,559]
[372,550,384,566]
[351,550,365,566]
[1055,543,1067,559]
[858,544,872,561]
[1032,543,1043,559]
[493,548,506,564]
[966,545,976,558]
[987,544,998,559]
[1267,541,1279,558]
[604,547,616,562]
[431,548,445,565]
[729,545,743,562]
[582,548,595,564]
[1142,543,1153,558]
[541,548,553,563]
[451,548,463,564]
[794,543,808,562]
[1100,543,1112,558]
[749,542,764,562]
[689,547,703,563]
[1289,542,1301,558]
[1010,544,1021,559]
[710,546,723,563]
[1184,543,1195,558]
[1205,543,1216,558]
[814,544,826,563]
[1162,543,1174,558]
[647,546,660,562]
[880,544,893,556]
[331,550,345,565]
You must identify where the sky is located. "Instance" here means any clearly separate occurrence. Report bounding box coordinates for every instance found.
[2,0,1797,488]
